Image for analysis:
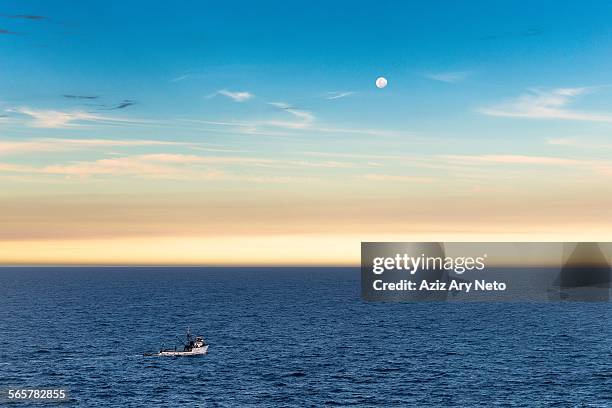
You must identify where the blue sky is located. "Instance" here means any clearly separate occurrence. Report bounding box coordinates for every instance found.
[2,1,612,264]
[3,1,612,144]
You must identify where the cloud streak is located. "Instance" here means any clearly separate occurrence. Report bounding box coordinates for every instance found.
[171,74,190,82]
[439,154,612,177]
[546,138,612,149]
[216,89,254,102]
[0,152,363,181]
[440,154,581,166]
[5,107,152,128]
[423,71,471,83]
[0,138,191,155]
[479,87,612,122]
[181,116,412,138]
[325,91,355,100]
[9,107,103,128]
[267,102,315,129]
[362,174,435,183]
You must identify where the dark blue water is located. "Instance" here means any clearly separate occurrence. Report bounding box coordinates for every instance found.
[1,267,611,407]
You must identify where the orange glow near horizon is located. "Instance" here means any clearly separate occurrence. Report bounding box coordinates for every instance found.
[2,231,612,266]
[2,183,612,265]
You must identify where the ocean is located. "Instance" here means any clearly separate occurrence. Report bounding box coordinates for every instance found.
[0,267,610,407]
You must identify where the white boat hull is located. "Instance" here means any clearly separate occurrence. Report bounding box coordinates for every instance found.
[157,345,208,356]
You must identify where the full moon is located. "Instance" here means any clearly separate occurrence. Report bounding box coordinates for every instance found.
[375,77,388,88]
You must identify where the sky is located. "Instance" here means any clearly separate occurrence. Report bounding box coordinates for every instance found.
[1,1,612,265]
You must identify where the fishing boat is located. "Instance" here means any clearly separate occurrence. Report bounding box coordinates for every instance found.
[145,328,209,357]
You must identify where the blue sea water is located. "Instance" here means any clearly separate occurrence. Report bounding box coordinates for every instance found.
[0,267,610,407]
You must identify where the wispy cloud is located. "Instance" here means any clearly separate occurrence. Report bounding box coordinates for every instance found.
[171,74,190,82]
[9,107,102,128]
[0,155,217,179]
[546,138,612,149]
[181,116,412,138]
[215,89,254,102]
[41,155,217,178]
[303,151,405,160]
[0,138,190,155]
[440,154,584,166]
[0,153,355,180]
[439,153,612,178]
[325,91,355,100]
[267,102,315,129]
[268,102,307,116]
[362,174,435,183]
[6,107,150,128]
[479,87,612,122]
[6,96,409,137]
[303,126,410,137]
[423,71,471,83]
